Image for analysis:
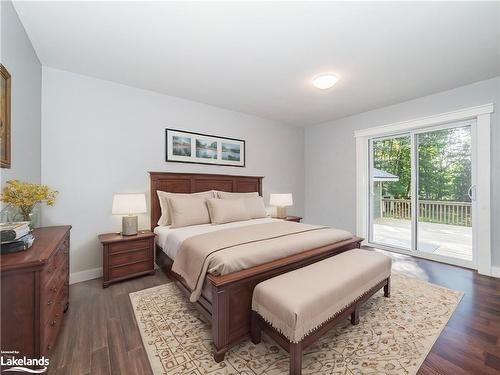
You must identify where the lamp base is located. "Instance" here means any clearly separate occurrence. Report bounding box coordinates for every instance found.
[122,216,138,236]
[276,206,287,219]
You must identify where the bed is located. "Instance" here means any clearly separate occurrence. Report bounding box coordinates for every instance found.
[150,172,363,361]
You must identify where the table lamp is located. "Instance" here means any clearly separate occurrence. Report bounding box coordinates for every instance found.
[112,193,147,236]
[270,193,293,219]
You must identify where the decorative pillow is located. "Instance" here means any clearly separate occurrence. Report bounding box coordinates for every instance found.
[216,191,259,199]
[167,197,211,228]
[206,198,251,224]
[157,190,214,226]
[243,196,268,219]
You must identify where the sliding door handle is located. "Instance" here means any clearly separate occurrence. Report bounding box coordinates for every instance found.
[468,185,476,201]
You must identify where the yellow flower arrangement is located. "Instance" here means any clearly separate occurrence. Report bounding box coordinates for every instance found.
[1,180,58,221]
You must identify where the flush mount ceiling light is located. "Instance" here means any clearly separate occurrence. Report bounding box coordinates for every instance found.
[311,73,339,90]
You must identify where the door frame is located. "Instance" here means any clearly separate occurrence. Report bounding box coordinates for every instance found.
[367,121,476,269]
[355,104,493,276]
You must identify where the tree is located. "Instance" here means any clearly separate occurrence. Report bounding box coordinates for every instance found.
[372,126,471,202]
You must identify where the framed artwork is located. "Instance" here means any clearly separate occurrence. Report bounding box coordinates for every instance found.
[1,64,11,169]
[166,129,245,167]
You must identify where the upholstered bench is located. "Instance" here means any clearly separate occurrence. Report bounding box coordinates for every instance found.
[250,249,391,375]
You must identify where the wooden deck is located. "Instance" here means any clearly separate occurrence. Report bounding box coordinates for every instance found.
[373,217,472,261]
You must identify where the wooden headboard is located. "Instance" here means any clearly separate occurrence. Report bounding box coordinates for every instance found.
[149,172,263,230]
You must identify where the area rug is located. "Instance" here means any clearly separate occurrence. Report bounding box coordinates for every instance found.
[129,273,462,375]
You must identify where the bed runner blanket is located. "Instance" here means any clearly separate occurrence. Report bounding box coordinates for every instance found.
[171,221,353,301]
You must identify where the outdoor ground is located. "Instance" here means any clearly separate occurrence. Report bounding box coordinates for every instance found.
[373,217,472,261]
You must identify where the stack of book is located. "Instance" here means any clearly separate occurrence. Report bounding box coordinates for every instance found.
[0,222,35,254]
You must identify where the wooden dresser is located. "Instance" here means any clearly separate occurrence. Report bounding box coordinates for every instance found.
[1,226,71,360]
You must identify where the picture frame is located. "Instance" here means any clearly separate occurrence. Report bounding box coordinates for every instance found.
[1,64,11,169]
[166,129,245,167]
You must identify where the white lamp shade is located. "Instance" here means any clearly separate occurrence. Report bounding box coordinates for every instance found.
[269,193,293,207]
[112,193,147,215]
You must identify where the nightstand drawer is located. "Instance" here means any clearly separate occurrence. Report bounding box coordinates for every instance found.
[110,260,152,280]
[110,247,151,266]
[109,239,150,253]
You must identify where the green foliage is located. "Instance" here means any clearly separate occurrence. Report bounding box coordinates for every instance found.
[373,126,471,202]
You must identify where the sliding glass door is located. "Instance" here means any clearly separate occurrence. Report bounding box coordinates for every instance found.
[369,121,475,267]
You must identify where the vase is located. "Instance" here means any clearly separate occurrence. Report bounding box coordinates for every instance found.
[3,205,39,230]
[23,208,39,230]
[25,213,36,230]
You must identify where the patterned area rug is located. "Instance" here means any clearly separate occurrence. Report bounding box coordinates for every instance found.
[129,273,462,375]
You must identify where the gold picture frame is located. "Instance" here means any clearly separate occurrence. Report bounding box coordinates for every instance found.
[1,64,11,169]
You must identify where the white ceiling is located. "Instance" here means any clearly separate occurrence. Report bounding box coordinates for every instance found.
[13,1,500,126]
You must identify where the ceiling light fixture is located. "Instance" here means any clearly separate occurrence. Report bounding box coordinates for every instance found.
[311,73,339,90]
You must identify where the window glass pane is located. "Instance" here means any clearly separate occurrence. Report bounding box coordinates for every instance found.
[416,126,472,261]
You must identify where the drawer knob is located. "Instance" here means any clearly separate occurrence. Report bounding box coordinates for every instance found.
[50,287,57,293]
[47,299,52,305]
[50,320,57,326]
[47,344,52,351]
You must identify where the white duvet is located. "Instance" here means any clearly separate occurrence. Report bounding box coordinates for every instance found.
[153,217,281,260]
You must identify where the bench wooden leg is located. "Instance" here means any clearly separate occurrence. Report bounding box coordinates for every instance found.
[384,277,391,298]
[213,348,226,363]
[250,311,262,345]
[290,342,302,375]
[350,306,359,325]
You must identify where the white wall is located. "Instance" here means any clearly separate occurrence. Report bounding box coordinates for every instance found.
[305,76,500,267]
[0,0,41,188]
[41,67,305,278]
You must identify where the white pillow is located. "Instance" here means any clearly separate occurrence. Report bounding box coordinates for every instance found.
[157,190,214,226]
[243,196,268,219]
[216,191,259,199]
[206,198,251,224]
[167,197,211,228]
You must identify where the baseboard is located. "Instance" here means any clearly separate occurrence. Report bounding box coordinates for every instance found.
[491,266,500,278]
[69,267,103,285]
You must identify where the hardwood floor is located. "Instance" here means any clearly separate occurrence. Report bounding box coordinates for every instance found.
[48,251,500,374]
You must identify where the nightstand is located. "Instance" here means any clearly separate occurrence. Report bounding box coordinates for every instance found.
[274,216,302,223]
[98,230,155,288]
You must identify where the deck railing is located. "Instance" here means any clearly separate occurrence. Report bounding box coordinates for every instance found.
[381,198,472,227]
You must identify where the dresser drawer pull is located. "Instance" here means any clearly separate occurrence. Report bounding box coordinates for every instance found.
[47,344,52,351]
[50,287,57,293]
[47,299,52,305]
[50,320,57,327]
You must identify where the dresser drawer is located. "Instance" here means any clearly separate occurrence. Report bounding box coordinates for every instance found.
[41,273,67,322]
[40,238,69,357]
[109,260,153,280]
[41,235,69,286]
[109,239,150,253]
[41,291,66,356]
[110,247,151,266]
